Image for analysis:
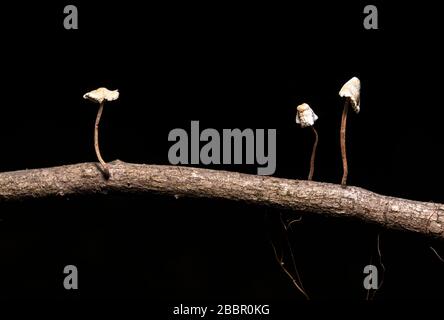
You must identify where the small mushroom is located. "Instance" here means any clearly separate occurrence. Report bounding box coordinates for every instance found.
[296,103,319,181]
[83,87,119,178]
[338,77,360,186]
[339,77,360,113]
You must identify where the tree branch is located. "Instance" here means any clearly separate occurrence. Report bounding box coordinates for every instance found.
[1,160,443,240]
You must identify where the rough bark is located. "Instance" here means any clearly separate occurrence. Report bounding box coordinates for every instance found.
[1,160,443,240]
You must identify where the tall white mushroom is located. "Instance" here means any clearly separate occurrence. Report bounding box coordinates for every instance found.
[83,87,119,178]
[338,77,360,186]
[296,103,319,181]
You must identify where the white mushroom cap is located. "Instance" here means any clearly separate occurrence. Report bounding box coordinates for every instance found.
[83,87,119,104]
[296,103,318,128]
[339,77,360,113]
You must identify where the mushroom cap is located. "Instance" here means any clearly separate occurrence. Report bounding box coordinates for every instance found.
[83,87,119,104]
[296,103,318,128]
[339,77,360,113]
[296,103,310,113]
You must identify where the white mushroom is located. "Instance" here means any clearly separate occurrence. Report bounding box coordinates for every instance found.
[339,77,360,113]
[338,76,360,186]
[295,103,319,181]
[83,87,119,104]
[296,103,318,128]
[83,87,119,178]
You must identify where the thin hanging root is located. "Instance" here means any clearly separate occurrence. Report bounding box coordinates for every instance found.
[280,213,307,296]
[266,211,309,300]
[308,126,319,181]
[270,240,310,300]
[365,255,372,300]
[94,102,110,178]
[377,233,385,284]
[286,216,303,229]
[371,233,385,300]
[340,100,349,186]
[430,246,444,263]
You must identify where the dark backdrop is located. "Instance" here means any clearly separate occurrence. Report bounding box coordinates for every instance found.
[0,0,443,305]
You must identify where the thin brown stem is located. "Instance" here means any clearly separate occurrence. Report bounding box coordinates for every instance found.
[94,102,110,178]
[340,100,349,186]
[308,126,319,181]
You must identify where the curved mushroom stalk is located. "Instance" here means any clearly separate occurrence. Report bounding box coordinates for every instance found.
[296,103,319,181]
[83,87,120,179]
[338,77,360,187]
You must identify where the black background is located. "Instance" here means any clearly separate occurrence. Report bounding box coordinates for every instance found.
[0,0,444,306]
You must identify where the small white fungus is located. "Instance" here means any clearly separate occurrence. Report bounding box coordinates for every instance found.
[296,103,318,128]
[83,87,119,104]
[339,77,361,113]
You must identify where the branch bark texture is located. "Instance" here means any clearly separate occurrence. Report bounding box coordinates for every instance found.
[1,160,443,240]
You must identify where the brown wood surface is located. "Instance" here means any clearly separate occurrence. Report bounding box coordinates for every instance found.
[1,160,443,240]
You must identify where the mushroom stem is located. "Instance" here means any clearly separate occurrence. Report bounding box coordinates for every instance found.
[308,126,318,181]
[94,102,110,178]
[340,100,349,186]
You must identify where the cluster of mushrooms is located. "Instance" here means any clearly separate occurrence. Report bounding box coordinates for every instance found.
[295,76,361,186]
[83,76,360,185]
